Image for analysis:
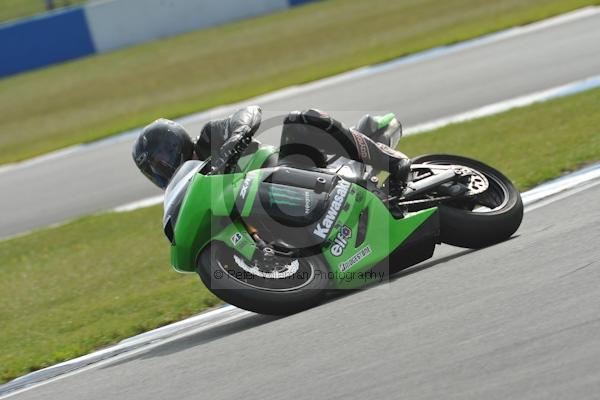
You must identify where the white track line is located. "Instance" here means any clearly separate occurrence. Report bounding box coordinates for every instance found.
[2,161,600,398]
[112,195,163,212]
[0,305,250,398]
[0,5,598,177]
[523,162,600,212]
[404,75,600,135]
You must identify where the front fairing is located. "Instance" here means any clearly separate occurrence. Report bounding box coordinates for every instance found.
[169,172,242,272]
[169,146,276,272]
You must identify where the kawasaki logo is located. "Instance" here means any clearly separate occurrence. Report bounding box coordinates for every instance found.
[313,180,351,239]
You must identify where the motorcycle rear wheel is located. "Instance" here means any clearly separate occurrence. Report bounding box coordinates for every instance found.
[411,154,523,248]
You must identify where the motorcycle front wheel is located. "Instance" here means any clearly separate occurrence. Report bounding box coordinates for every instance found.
[197,242,330,315]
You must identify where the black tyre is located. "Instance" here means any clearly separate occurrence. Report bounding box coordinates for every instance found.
[197,242,330,315]
[411,154,523,248]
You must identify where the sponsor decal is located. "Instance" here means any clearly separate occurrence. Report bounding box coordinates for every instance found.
[268,186,305,207]
[239,177,253,199]
[330,225,352,256]
[375,141,402,157]
[339,245,372,272]
[351,130,371,161]
[313,180,351,239]
[304,191,312,215]
[230,232,243,246]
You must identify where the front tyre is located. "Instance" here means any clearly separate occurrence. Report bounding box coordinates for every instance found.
[412,154,523,248]
[197,242,330,315]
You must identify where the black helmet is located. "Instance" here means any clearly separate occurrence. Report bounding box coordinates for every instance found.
[132,119,194,189]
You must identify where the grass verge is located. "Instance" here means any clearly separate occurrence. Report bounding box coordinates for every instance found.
[0,0,598,164]
[0,1,86,24]
[1,87,600,383]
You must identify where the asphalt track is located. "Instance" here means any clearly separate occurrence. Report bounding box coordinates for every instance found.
[4,177,600,399]
[2,8,600,239]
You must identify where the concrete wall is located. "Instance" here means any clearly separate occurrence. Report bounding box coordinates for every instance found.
[0,0,315,78]
[84,0,290,53]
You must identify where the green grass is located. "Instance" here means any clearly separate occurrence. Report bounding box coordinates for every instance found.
[2,86,600,384]
[400,92,600,190]
[0,0,86,23]
[0,206,220,384]
[1,0,598,164]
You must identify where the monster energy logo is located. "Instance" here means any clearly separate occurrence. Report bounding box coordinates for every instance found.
[268,186,311,214]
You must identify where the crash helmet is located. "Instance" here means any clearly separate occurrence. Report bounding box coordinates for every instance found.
[132,119,194,189]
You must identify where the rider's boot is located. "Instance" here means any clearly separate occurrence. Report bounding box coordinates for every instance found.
[355,113,403,149]
[380,145,411,189]
[355,113,409,187]
[392,156,411,185]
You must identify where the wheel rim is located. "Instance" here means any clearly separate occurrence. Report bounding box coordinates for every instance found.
[216,251,316,292]
[420,160,511,213]
[470,172,510,213]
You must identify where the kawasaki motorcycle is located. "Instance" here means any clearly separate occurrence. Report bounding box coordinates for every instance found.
[162,123,523,315]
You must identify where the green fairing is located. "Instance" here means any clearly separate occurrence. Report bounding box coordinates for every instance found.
[322,184,436,289]
[170,146,276,272]
[240,170,261,217]
[213,221,256,261]
[170,144,438,290]
[238,146,276,171]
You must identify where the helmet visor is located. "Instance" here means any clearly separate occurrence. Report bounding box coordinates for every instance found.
[136,134,182,189]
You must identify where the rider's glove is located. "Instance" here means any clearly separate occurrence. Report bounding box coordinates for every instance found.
[210,127,253,174]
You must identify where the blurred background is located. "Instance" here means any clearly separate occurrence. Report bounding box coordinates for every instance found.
[1,0,600,391]
[1,0,84,21]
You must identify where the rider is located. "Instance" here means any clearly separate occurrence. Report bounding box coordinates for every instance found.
[132,105,411,189]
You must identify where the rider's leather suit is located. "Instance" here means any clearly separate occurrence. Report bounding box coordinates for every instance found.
[194,106,410,180]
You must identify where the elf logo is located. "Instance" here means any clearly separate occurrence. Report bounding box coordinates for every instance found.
[330,225,352,256]
[313,180,351,239]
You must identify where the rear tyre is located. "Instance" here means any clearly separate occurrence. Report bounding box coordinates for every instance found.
[197,242,330,315]
[411,154,523,248]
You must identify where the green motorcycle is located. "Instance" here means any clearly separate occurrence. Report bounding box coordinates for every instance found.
[163,126,523,315]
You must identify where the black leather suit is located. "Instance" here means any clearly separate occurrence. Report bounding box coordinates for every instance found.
[194,106,409,177]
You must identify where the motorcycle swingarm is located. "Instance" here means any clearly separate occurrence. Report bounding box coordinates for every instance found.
[402,169,458,199]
